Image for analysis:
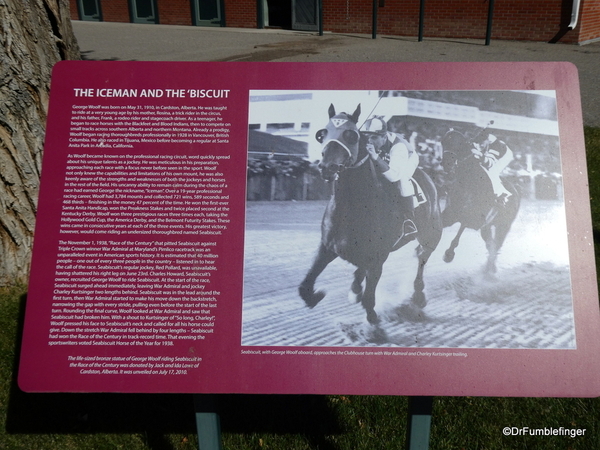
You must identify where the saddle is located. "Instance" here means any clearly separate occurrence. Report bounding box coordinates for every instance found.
[410,178,427,208]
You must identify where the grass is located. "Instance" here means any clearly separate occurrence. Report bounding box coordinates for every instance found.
[1,127,600,449]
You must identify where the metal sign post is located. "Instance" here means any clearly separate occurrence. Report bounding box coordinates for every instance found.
[372,0,378,38]
[485,0,495,45]
[194,395,223,450]
[406,397,434,450]
[418,0,425,41]
[319,0,323,35]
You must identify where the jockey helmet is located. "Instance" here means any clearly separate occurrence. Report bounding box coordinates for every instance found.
[361,117,387,136]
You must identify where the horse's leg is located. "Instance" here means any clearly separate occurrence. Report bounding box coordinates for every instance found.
[408,245,426,308]
[482,221,512,275]
[360,265,383,324]
[349,267,366,304]
[443,224,467,263]
[299,243,337,308]
[480,225,497,274]
[410,169,443,310]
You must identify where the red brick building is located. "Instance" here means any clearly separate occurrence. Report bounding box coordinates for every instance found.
[71,0,600,44]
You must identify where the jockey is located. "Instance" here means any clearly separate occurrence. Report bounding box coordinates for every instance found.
[472,133,514,203]
[361,116,420,241]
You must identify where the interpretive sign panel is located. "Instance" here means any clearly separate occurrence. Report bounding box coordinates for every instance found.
[18,61,600,396]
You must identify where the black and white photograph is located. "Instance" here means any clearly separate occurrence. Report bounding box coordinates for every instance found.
[241,89,574,349]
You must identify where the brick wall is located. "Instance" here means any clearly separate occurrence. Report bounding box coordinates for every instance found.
[69,0,599,43]
[69,0,78,20]
[223,0,256,28]
[95,0,130,22]
[157,0,193,25]
[324,0,583,43]
[579,0,600,42]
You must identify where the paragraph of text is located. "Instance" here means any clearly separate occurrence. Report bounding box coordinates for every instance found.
[50,240,220,347]
[69,104,230,148]
[60,153,231,236]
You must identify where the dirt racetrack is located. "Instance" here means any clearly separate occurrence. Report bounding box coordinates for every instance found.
[241,199,575,349]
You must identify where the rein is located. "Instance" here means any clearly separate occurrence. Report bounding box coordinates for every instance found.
[348,153,369,169]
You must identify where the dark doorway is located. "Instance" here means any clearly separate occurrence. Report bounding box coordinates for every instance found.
[262,0,318,31]
[266,0,292,29]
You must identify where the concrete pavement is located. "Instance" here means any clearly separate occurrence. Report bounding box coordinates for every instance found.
[72,21,600,127]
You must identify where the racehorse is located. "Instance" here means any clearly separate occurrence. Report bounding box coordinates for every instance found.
[441,129,520,275]
[298,104,442,324]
